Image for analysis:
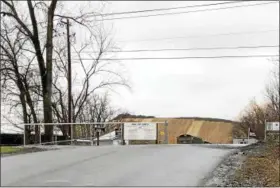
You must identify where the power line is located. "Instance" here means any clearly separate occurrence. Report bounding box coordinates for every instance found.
[117,29,279,43]
[100,1,247,16]
[70,55,278,61]
[4,1,268,26]
[1,55,278,69]
[0,1,246,27]
[97,2,277,21]
[1,1,276,33]
[72,45,279,54]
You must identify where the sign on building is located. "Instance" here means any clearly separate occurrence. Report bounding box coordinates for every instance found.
[124,122,157,140]
[266,122,280,131]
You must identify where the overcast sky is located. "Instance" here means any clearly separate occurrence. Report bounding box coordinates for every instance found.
[1,1,279,131]
[97,1,279,120]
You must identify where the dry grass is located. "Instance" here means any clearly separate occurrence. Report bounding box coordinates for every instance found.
[235,142,280,187]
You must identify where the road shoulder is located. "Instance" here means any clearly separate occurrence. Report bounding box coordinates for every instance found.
[201,142,280,187]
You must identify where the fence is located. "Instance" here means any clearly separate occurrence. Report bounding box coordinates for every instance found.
[21,121,168,146]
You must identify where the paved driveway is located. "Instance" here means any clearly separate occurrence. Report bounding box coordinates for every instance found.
[1,144,234,187]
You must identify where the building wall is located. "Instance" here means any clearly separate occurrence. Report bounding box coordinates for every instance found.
[121,118,235,144]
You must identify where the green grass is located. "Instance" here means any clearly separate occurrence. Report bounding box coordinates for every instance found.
[0,146,22,154]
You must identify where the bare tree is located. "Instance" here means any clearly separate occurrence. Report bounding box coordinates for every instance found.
[76,93,117,138]
[0,20,42,144]
[238,58,279,140]
[1,0,58,142]
[1,1,130,144]
[49,25,129,139]
[1,0,109,141]
[264,60,279,121]
[238,99,267,139]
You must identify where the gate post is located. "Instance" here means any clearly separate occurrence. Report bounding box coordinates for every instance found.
[39,124,42,145]
[121,123,125,145]
[90,124,93,146]
[164,121,168,144]
[23,124,26,146]
[96,131,100,146]
[156,123,159,144]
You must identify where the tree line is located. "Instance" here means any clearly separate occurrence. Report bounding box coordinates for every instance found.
[0,0,129,144]
[237,60,279,139]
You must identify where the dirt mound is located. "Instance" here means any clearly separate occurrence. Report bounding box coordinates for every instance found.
[121,118,238,144]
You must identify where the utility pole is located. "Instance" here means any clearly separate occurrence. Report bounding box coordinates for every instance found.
[67,19,73,144]
[62,19,72,144]
[0,0,2,145]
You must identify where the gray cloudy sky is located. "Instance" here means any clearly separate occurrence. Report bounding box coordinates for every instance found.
[96,1,279,120]
[1,1,279,131]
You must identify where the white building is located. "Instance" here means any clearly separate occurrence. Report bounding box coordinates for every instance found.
[233,138,258,144]
[266,122,280,131]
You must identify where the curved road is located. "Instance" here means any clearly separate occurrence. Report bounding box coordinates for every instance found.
[1,145,234,187]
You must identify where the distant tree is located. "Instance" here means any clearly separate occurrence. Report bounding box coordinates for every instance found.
[112,113,155,121]
[264,60,279,121]
[238,60,279,139]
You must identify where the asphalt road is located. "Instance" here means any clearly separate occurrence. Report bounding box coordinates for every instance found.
[1,144,234,187]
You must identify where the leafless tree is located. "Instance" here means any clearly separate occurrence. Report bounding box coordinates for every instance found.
[1,0,58,142]
[1,0,123,143]
[264,60,279,121]
[0,19,43,144]
[238,99,267,139]
[75,93,117,138]
[50,26,129,139]
[238,60,279,139]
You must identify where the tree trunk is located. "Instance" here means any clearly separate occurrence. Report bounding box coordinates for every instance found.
[19,93,30,145]
[43,0,58,143]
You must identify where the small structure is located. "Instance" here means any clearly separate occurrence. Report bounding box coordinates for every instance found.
[177,134,204,144]
[266,122,280,131]
[265,122,279,143]
[233,138,258,144]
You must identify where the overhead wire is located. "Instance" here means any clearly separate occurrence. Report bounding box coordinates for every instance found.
[1,55,278,65]
[99,1,249,16]
[70,55,278,61]
[96,1,277,21]
[116,29,279,43]
[0,1,245,27]
[72,45,279,54]
[1,44,278,64]
[1,1,274,26]
[1,2,278,63]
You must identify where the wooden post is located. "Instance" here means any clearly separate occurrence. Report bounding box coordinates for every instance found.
[23,125,26,146]
[156,123,159,144]
[39,124,42,145]
[90,124,93,146]
[164,121,168,144]
[121,123,125,145]
[264,119,267,142]
[96,131,100,146]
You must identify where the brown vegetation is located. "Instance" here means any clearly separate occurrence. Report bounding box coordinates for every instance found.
[238,60,279,139]
[235,142,280,187]
[233,60,279,186]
